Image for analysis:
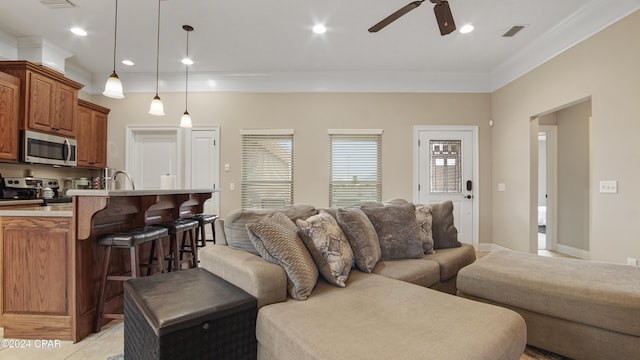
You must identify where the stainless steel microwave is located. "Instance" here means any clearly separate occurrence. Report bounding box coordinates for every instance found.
[23,130,77,167]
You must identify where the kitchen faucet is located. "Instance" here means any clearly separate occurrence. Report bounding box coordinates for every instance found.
[113,170,136,190]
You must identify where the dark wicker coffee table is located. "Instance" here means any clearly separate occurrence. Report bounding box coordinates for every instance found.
[123,268,257,360]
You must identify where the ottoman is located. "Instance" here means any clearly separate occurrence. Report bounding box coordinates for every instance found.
[124,268,257,360]
[457,250,640,360]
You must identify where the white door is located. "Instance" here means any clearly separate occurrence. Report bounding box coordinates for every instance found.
[185,128,220,218]
[128,128,181,190]
[415,126,477,246]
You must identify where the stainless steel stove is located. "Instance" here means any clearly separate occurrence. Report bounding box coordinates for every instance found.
[0,177,60,200]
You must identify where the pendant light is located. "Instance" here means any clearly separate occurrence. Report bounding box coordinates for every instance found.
[103,0,124,99]
[148,0,165,116]
[180,25,193,128]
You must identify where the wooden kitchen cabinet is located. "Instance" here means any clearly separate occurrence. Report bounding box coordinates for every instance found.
[0,216,74,340]
[0,71,20,162]
[0,61,83,138]
[77,99,109,169]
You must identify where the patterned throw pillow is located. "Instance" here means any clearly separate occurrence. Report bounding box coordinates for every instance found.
[246,212,318,300]
[336,207,381,273]
[430,201,461,249]
[415,205,435,254]
[360,203,424,260]
[297,211,354,287]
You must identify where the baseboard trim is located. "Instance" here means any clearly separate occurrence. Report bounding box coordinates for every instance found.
[555,244,590,259]
[478,243,510,252]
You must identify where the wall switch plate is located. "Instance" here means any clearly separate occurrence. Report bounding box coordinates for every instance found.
[229,182,235,190]
[599,180,617,193]
[497,183,506,192]
[627,258,638,266]
[224,163,230,172]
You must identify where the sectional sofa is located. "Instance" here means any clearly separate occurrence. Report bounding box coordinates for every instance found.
[199,201,527,359]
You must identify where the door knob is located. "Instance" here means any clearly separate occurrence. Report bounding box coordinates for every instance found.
[464,194,473,199]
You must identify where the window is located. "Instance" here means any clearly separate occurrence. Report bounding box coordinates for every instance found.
[329,129,382,208]
[241,129,294,209]
[429,140,462,193]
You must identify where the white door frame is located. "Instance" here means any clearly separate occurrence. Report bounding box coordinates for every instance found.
[413,125,479,249]
[125,125,182,189]
[539,125,558,252]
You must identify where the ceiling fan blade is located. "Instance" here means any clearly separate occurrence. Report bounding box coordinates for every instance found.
[368,0,426,33]
[434,1,456,35]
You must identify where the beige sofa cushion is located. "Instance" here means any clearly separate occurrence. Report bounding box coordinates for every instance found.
[372,258,440,287]
[422,243,476,281]
[247,212,319,301]
[457,250,640,337]
[430,200,461,249]
[257,271,527,360]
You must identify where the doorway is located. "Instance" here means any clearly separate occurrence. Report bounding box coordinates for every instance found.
[414,126,478,248]
[532,99,591,258]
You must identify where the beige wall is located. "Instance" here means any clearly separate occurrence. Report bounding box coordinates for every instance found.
[557,100,591,251]
[90,92,493,243]
[491,10,640,263]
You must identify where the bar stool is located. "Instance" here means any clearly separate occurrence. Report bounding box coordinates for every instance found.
[152,218,199,272]
[190,214,219,247]
[94,226,168,333]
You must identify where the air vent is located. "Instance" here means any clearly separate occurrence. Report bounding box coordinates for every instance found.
[40,0,77,9]
[502,25,526,37]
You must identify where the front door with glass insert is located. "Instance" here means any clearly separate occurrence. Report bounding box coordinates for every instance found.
[417,129,475,246]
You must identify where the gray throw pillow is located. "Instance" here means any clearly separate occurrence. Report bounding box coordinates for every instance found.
[246,212,318,300]
[297,211,354,287]
[336,207,381,273]
[415,205,435,254]
[430,201,461,249]
[360,203,424,260]
[225,205,318,255]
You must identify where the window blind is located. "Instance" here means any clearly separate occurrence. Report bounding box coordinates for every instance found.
[429,140,462,193]
[329,133,382,208]
[241,131,293,209]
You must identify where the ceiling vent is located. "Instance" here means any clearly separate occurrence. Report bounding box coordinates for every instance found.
[40,0,77,9]
[502,25,526,38]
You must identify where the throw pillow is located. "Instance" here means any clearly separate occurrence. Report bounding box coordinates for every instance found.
[246,211,318,300]
[225,205,318,255]
[415,205,435,254]
[336,207,381,273]
[430,200,461,249]
[360,203,424,260]
[297,211,354,287]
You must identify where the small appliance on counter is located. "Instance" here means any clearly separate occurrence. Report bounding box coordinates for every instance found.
[0,176,60,200]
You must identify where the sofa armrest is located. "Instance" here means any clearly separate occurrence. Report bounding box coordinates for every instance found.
[214,218,227,245]
[199,244,287,308]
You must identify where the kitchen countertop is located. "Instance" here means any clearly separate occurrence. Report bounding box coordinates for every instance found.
[0,203,73,217]
[66,188,219,196]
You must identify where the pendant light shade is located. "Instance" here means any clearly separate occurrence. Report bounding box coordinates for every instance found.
[149,95,165,116]
[149,0,164,116]
[180,24,194,128]
[103,0,124,99]
[180,111,192,128]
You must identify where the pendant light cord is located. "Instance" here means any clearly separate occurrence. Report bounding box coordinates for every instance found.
[112,0,118,72]
[185,29,189,110]
[154,0,161,95]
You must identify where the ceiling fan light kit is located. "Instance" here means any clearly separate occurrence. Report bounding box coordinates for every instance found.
[368,0,456,36]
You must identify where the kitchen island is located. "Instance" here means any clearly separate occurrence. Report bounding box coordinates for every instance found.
[0,189,217,342]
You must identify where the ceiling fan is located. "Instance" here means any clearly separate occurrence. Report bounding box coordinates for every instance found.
[368,0,456,36]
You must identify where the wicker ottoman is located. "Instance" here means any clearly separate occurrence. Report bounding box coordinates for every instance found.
[124,268,257,360]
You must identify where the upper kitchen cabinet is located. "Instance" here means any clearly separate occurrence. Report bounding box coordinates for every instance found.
[0,71,20,162]
[0,61,83,138]
[77,99,109,169]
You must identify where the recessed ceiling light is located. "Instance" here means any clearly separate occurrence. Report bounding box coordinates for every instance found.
[70,27,87,36]
[312,24,327,34]
[181,57,194,65]
[459,24,474,34]
[122,59,134,66]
